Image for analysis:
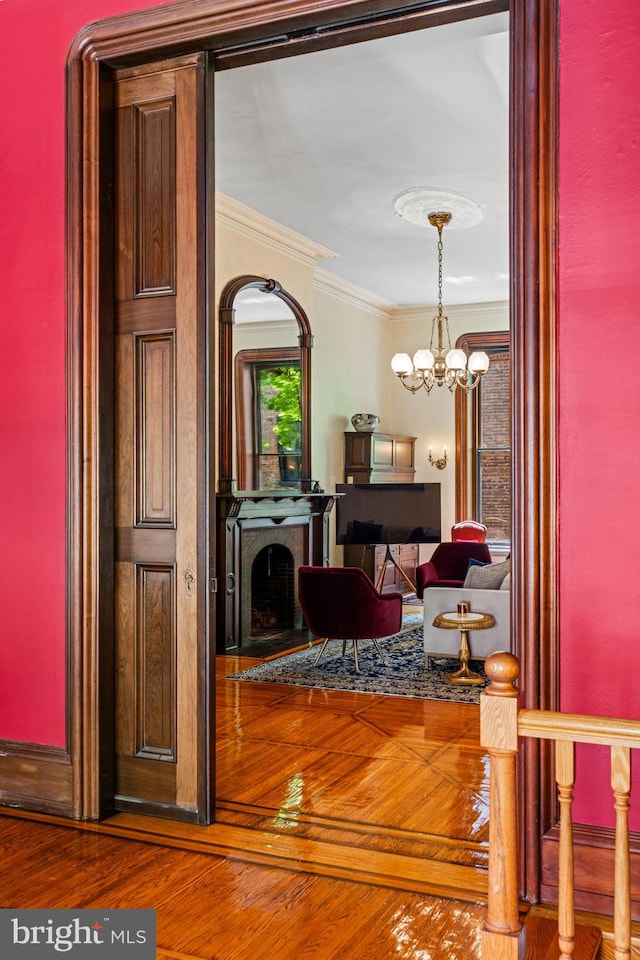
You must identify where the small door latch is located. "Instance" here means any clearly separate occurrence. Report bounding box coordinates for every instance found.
[184,567,195,600]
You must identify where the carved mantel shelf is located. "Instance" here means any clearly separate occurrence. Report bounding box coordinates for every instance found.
[217,490,341,520]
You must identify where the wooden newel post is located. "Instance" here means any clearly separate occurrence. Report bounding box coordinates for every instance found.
[480,652,526,960]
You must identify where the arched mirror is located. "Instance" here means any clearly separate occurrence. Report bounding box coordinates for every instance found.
[218,276,313,493]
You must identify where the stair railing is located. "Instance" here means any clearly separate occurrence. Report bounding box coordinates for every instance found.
[480,651,639,960]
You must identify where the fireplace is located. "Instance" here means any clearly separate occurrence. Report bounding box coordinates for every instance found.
[216,491,340,651]
[251,544,295,633]
[242,525,305,641]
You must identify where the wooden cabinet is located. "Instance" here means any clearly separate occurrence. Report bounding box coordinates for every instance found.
[344,543,419,596]
[344,431,416,483]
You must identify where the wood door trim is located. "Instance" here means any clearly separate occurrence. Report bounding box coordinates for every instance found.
[511,0,559,902]
[67,0,509,65]
[66,0,557,902]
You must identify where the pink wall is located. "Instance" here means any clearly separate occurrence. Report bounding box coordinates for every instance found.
[0,0,172,745]
[558,0,640,827]
[1,0,638,828]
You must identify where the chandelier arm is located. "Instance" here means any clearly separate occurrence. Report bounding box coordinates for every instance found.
[454,370,483,391]
[397,372,432,394]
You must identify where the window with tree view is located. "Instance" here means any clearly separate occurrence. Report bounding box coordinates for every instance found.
[255,362,302,489]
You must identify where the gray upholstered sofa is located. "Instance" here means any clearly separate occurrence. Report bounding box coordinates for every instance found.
[422,557,511,667]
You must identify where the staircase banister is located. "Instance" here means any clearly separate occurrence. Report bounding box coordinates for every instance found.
[518,710,640,747]
[482,652,637,960]
[481,652,526,959]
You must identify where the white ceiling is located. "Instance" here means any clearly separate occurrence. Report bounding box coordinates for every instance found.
[214,11,509,307]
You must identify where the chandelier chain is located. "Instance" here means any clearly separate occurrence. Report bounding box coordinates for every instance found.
[437,222,444,319]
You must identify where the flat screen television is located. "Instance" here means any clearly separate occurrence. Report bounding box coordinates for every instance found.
[335,482,441,545]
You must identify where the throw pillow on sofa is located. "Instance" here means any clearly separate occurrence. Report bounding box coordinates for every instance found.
[463,557,511,590]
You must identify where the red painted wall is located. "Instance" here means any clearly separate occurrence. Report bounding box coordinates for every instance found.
[558,0,640,827]
[1,0,638,828]
[0,0,172,746]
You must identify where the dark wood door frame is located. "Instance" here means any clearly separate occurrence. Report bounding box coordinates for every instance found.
[66,0,557,901]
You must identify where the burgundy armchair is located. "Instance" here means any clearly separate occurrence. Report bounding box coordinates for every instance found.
[415,541,492,599]
[298,566,403,672]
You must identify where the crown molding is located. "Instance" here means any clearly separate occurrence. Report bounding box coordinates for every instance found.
[215,193,337,267]
[313,267,394,319]
[388,300,510,323]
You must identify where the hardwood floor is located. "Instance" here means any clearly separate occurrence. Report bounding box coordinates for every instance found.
[214,650,489,865]
[0,641,498,958]
[4,640,631,956]
[87,649,489,898]
[0,813,488,960]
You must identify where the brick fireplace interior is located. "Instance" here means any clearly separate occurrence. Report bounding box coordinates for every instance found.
[241,524,305,642]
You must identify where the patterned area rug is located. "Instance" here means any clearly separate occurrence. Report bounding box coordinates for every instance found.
[227,626,488,703]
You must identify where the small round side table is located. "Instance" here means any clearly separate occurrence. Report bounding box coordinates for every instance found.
[431,610,496,686]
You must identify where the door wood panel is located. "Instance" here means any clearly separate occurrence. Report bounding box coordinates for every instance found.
[136,332,176,527]
[135,564,176,761]
[114,56,204,820]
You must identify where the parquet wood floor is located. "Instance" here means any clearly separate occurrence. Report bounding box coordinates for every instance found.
[100,649,491,901]
[0,814,489,960]
[0,643,498,959]
[85,649,490,902]
[214,651,490,858]
[1,649,618,957]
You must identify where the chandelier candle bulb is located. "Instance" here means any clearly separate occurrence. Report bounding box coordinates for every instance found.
[391,353,413,376]
[413,349,435,372]
[446,348,467,371]
[468,351,490,374]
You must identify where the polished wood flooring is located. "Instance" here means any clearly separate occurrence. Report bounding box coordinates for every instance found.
[0,812,489,960]
[0,643,623,958]
[0,632,500,959]
[214,649,489,870]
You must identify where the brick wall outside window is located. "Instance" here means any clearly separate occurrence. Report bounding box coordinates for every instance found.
[477,349,510,543]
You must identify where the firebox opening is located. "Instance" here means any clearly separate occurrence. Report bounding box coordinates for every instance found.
[251,544,295,635]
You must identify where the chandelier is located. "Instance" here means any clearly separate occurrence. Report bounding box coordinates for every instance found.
[391,192,489,394]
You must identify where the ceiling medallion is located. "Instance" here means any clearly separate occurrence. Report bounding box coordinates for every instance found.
[393,187,485,230]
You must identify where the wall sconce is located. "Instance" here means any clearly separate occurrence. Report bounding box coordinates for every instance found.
[428,446,448,470]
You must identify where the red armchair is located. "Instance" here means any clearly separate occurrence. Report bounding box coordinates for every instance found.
[415,541,492,599]
[451,520,487,542]
[298,566,403,672]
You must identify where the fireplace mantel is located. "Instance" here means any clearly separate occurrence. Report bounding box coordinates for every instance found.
[216,491,341,651]
[218,490,340,520]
